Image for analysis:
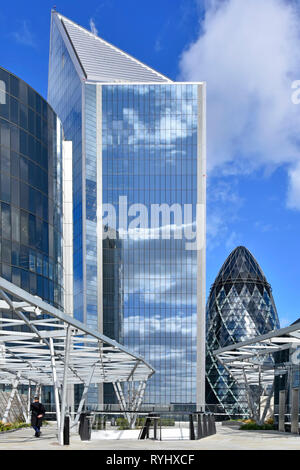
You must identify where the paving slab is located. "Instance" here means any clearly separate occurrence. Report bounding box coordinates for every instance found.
[0,422,300,450]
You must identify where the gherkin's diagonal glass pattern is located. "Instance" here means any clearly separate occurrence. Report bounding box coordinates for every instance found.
[206,246,280,416]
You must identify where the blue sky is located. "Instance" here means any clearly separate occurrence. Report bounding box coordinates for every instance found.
[1,0,300,327]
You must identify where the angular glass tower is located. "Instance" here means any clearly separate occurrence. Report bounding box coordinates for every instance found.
[48,11,206,406]
[206,246,280,416]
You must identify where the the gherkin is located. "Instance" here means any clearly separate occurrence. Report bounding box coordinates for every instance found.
[206,246,280,417]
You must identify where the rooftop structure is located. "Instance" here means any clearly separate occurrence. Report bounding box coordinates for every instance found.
[214,319,300,423]
[0,276,154,443]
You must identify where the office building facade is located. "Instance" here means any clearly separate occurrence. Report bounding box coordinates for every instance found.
[273,320,300,420]
[48,12,206,406]
[206,246,280,416]
[0,66,64,310]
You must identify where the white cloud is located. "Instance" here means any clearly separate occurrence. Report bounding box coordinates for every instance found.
[124,311,196,337]
[179,0,300,209]
[206,178,242,249]
[123,236,198,306]
[124,312,197,381]
[225,231,238,250]
[287,161,300,209]
[11,20,36,48]
[89,18,98,36]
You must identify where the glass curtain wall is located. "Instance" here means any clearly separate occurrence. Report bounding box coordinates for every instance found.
[101,84,199,405]
[48,19,83,319]
[0,66,63,309]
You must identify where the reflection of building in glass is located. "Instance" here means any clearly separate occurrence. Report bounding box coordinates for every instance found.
[0,66,63,309]
[48,11,206,406]
[206,246,280,416]
[103,226,123,404]
[103,226,123,343]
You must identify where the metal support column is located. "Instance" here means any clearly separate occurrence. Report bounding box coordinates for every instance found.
[27,380,31,424]
[243,368,257,420]
[15,390,28,423]
[2,373,21,423]
[59,325,72,445]
[279,390,286,432]
[113,381,130,424]
[34,383,41,399]
[291,388,299,434]
[129,380,147,429]
[259,382,274,426]
[72,365,96,428]
[49,337,61,433]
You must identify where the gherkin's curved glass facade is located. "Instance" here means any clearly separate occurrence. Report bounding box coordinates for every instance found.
[206,246,280,416]
[0,66,63,309]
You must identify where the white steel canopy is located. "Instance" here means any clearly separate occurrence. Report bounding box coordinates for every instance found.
[0,276,155,387]
[213,322,300,422]
[0,276,155,443]
[214,321,300,385]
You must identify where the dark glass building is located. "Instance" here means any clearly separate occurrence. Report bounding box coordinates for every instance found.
[206,246,280,417]
[0,66,63,309]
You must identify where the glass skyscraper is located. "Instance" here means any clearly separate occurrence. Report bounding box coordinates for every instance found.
[206,246,280,416]
[0,66,63,309]
[48,11,206,406]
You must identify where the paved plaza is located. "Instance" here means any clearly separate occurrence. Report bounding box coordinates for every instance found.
[0,422,300,450]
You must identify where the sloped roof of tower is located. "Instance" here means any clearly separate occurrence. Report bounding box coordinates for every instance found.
[52,11,172,83]
[212,245,270,288]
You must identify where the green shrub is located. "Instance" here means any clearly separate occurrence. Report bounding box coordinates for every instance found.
[116,417,130,430]
[0,421,31,432]
[135,417,146,428]
[265,417,274,426]
[240,422,275,431]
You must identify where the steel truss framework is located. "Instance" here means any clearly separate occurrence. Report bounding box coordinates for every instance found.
[0,277,154,444]
[214,321,300,423]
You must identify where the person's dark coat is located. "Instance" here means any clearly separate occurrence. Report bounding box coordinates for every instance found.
[30,401,46,428]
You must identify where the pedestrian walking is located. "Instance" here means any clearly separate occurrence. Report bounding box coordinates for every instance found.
[30,396,46,437]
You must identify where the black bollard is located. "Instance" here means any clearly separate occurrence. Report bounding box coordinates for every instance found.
[207,414,213,435]
[63,415,70,445]
[189,414,195,440]
[79,412,92,441]
[211,414,216,434]
[197,414,203,439]
[202,414,208,437]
